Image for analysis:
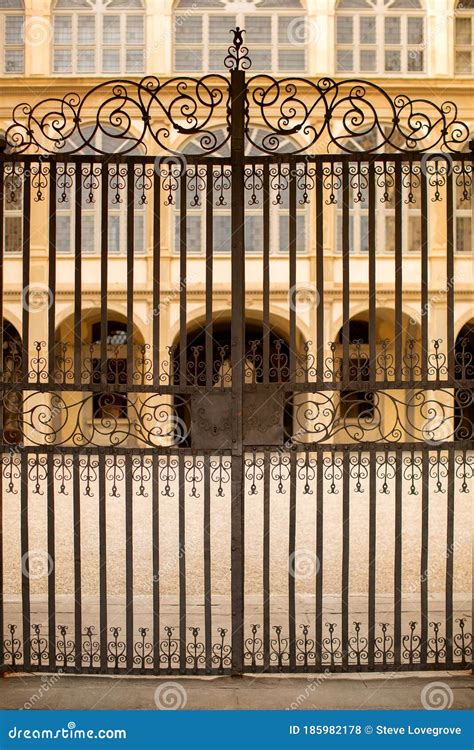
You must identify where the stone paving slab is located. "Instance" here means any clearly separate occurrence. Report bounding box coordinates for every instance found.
[0,672,471,711]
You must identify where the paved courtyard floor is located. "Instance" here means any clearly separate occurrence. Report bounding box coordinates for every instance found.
[0,671,471,711]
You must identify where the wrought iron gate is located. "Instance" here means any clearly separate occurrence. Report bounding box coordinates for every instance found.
[0,30,472,676]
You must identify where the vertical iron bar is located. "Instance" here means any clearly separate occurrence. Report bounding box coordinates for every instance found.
[263,451,270,670]
[446,169,454,381]
[316,160,324,383]
[204,454,212,671]
[342,162,350,383]
[263,163,270,385]
[420,450,429,663]
[445,449,454,663]
[20,451,30,668]
[205,166,213,388]
[368,451,376,669]
[152,454,160,671]
[100,165,108,387]
[179,171,187,387]
[74,163,82,383]
[73,452,82,670]
[125,454,133,671]
[230,64,246,676]
[394,451,402,667]
[368,162,376,384]
[48,163,57,381]
[342,451,349,668]
[0,158,3,654]
[98,451,107,671]
[289,166,297,378]
[179,455,186,672]
[288,451,296,670]
[22,169,31,383]
[126,165,134,389]
[315,450,323,668]
[47,453,56,669]
[152,168,161,387]
[420,166,428,379]
[394,162,403,381]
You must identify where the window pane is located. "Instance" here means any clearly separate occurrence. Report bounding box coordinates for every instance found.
[408,215,421,252]
[126,48,144,71]
[278,48,305,70]
[360,16,376,44]
[336,214,354,253]
[336,49,353,71]
[455,50,472,73]
[5,217,22,253]
[5,14,23,43]
[278,15,305,44]
[54,15,72,44]
[174,48,202,71]
[456,217,471,252]
[360,215,369,252]
[57,216,71,253]
[245,215,263,253]
[407,16,423,44]
[214,214,231,253]
[126,15,144,44]
[77,49,95,72]
[78,15,95,44]
[103,15,120,44]
[384,16,401,44]
[175,15,202,44]
[54,49,72,72]
[5,177,22,209]
[385,49,401,71]
[209,48,226,71]
[134,214,145,253]
[108,215,121,253]
[82,215,95,252]
[336,16,353,44]
[455,17,472,45]
[103,48,120,72]
[407,49,423,71]
[175,214,202,253]
[246,15,272,44]
[5,49,23,72]
[248,48,272,70]
[209,15,235,43]
[360,49,376,71]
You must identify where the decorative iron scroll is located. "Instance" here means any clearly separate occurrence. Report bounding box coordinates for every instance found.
[2,30,470,156]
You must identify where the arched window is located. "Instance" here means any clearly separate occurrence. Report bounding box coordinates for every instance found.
[455,0,474,74]
[173,127,308,256]
[55,126,146,255]
[173,0,307,73]
[335,0,425,75]
[0,0,24,74]
[2,320,22,444]
[53,0,145,75]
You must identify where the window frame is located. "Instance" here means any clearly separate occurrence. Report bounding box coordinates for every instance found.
[335,0,426,76]
[454,1,474,75]
[0,4,24,75]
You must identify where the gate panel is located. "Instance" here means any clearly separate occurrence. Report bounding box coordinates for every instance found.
[0,31,472,676]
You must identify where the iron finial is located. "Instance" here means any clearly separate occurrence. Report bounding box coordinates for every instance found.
[224,27,251,72]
